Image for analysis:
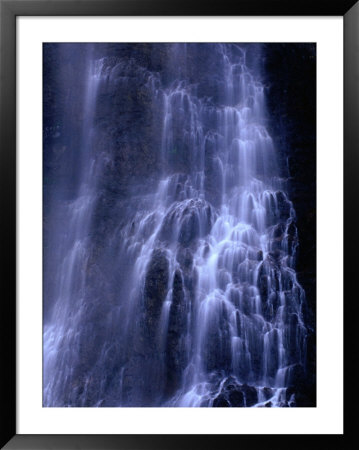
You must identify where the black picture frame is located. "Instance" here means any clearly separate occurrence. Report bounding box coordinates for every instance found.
[1,0,357,448]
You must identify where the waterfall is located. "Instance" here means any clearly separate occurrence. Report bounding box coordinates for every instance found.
[43,47,107,406]
[43,43,310,407]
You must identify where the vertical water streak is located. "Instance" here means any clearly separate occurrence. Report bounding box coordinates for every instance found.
[43,48,105,406]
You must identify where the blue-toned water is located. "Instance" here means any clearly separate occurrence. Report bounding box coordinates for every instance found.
[43,44,308,407]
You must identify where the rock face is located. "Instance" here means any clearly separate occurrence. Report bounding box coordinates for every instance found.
[165,269,186,395]
[264,43,316,405]
[143,249,169,342]
[158,199,214,247]
[43,43,316,407]
[212,378,259,407]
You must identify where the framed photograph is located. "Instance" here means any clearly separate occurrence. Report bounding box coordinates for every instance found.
[1,0,356,448]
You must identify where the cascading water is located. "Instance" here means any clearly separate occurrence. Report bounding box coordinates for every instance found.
[43,48,107,406]
[43,43,311,407]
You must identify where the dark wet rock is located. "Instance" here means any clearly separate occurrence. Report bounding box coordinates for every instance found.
[218,269,231,291]
[176,247,193,271]
[273,223,285,239]
[215,379,259,407]
[203,242,211,257]
[284,221,298,257]
[262,387,273,400]
[179,212,200,246]
[143,249,169,340]
[275,191,291,220]
[271,233,284,253]
[213,377,245,407]
[241,285,254,316]
[282,273,294,291]
[264,401,272,407]
[230,289,240,309]
[213,396,230,407]
[228,389,245,407]
[165,270,187,395]
[287,220,297,238]
[235,310,241,336]
[286,387,296,402]
[158,199,214,246]
[265,193,278,227]
[179,200,214,246]
[242,384,258,407]
[259,274,268,301]
[268,249,282,263]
